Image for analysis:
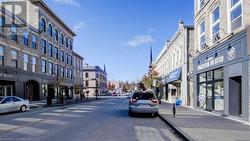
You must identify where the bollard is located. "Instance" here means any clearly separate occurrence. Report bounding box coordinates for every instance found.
[172,103,176,118]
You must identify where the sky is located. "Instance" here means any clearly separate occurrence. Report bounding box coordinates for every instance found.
[43,0,194,82]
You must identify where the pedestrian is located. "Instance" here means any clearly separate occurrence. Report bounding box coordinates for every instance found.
[172,103,176,118]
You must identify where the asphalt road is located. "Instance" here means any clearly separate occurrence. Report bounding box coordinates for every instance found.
[0,98,183,141]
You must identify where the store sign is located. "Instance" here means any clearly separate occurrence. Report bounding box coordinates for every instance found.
[198,56,224,71]
[0,73,14,78]
[165,68,182,83]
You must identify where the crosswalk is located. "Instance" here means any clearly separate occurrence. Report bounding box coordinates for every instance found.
[0,105,100,137]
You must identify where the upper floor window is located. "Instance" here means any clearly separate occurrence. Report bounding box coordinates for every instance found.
[60,33,64,45]
[65,68,69,78]
[199,0,205,9]
[69,69,72,79]
[65,37,68,48]
[60,50,64,62]
[54,46,59,60]
[48,24,53,37]
[54,64,58,76]
[48,43,53,57]
[199,21,206,50]
[41,59,46,73]
[85,80,89,87]
[85,72,89,78]
[49,62,53,75]
[32,56,36,72]
[41,39,46,54]
[11,50,17,68]
[65,53,68,64]
[54,29,59,41]
[11,25,17,41]
[69,40,72,50]
[23,54,28,71]
[0,46,4,66]
[32,35,37,49]
[23,31,29,46]
[211,6,220,43]
[230,0,242,32]
[69,55,72,65]
[41,18,46,32]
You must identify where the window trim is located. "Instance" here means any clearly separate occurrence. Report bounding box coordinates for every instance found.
[199,21,206,51]
[210,6,220,44]
[228,0,243,33]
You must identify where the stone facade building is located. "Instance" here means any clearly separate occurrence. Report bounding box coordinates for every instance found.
[154,21,194,106]
[193,0,250,122]
[0,0,84,101]
[83,65,107,97]
[73,52,84,100]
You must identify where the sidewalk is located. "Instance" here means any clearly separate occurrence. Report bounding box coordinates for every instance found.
[159,102,250,141]
[30,98,99,109]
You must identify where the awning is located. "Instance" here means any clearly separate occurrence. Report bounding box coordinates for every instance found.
[165,67,182,84]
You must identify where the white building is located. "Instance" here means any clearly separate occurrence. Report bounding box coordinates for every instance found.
[154,20,195,106]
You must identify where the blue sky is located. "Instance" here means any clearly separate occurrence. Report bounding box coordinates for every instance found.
[44,0,194,82]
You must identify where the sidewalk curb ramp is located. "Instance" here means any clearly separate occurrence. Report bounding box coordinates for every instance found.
[158,114,195,141]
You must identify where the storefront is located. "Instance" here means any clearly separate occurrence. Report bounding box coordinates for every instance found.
[193,30,249,121]
[165,67,182,104]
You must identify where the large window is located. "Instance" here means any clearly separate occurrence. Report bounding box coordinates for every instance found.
[211,6,220,43]
[54,29,59,41]
[49,62,53,75]
[69,40,72,50]
[0,46,4,66]
[60,33,64,45]
[48,24,53,37]
[65,37,68,48]
[69,55,72,65]
[65,53,68,64]
[41,18,46,32]
[11,25,17,41]
[32,35,37,49]
[197,68,224,111]
[32,56,36,72]
[11,50,17,68]
[23,54,28,71]
[230,0,242,31]
[54,46,58,59]
[60,50,64,62]
[48,43,53,57]
[54,64,58,75]
[41,39,46,54]
[199,21,206,50]
[23,31,29,46]
[41,59,46,73]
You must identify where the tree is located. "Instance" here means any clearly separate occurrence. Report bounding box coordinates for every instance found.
[141,67,159,89]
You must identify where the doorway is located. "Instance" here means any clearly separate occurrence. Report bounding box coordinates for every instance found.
[26,80,40,101]
[229,76,242,116]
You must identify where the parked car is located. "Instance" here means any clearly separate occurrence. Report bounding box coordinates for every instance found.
[0,96,30,114]
[128,90,159,116]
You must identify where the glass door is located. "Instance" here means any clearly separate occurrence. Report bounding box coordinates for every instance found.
[206,83,213,111]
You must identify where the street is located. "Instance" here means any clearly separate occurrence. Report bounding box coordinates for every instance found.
[0,98,183,141]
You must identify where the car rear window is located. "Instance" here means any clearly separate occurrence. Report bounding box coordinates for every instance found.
[132,92,155,100]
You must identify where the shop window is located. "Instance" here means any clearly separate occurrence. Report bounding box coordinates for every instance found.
[214,68,223,80]
[207,71,213,81]
[198,83,206,108]
[198,73,206,82]
[214,81,224,111]
[42,84,48,97]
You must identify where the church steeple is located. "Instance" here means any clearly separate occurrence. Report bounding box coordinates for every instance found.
[104,64,106,73]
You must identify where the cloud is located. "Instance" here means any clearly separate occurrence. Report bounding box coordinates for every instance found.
[125,35,155,47]
[73,21,87,33]
[52,0,80,7]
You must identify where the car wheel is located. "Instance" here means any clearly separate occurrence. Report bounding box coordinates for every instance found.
[20,105,27,112]
[153,112,159,117]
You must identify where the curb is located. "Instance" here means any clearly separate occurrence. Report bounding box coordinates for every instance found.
[158,114,195,141]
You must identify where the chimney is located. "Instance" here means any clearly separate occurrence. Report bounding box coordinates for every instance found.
[179,20,184,29]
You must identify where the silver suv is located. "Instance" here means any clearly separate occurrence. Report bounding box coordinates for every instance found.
[128,90,159,116]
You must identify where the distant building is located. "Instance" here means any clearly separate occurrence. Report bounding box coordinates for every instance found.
[83,65,107,96]
[73,52,84,100]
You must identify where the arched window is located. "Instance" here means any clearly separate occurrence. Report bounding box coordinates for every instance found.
[48,24,53,37]
[65,37,68,47]
[69,40,72,50]
[41,18,46,32]
[60,33,64,45]
[55,29,58,41]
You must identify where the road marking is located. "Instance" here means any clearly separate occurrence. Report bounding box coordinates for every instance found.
[41,120,68,126]
[40,113,61,116]
[72,110,90,113]
[134,126,165,141]
[14,118,43,123]
[12,127,47,136]
[0,124,19,131]
[62,114,81,117]
[67,107,96,110]
[53,109,70,113]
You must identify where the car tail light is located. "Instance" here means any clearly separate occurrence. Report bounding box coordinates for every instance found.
[151,99,159,104]
[129,99,137,103]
